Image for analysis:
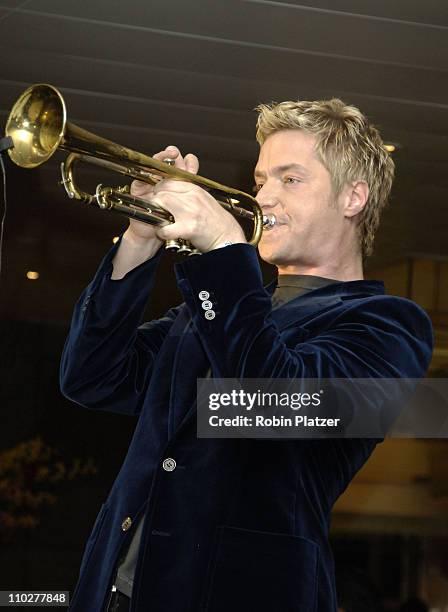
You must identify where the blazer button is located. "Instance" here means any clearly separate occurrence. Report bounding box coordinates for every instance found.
[201,300,213,310]
[199,291,210,300]
[162,457,176,472]
[204,310,215,320]
[121,516,132,531]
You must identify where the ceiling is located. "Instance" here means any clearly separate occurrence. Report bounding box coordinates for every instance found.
[0,0,447,323]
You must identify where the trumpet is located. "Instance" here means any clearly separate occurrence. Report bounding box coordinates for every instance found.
[5,83,276,254]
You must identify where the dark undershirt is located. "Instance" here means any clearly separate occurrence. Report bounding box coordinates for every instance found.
[271,273,339,309]
[114,273,339,598]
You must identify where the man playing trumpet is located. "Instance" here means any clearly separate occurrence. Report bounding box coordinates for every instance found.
[61,99,433,611]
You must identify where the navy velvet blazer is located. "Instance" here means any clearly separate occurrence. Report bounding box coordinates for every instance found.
[60,242,433,612]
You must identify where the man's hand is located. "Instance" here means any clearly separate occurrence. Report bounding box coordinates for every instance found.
[125,145,199,247]
[151,170,247,254]
[112,145,197,278]
[128,144,246,252]
[112,145,246,279]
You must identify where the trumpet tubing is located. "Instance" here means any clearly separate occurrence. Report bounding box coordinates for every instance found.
[5,83,275,253]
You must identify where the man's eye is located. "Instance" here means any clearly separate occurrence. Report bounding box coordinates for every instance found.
[252,184,263,193]
[283,177,301,185]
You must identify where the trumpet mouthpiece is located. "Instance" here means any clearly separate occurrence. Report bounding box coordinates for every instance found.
[262,214,276,229]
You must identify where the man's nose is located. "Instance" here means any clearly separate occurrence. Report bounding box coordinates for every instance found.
[255,190,281,211]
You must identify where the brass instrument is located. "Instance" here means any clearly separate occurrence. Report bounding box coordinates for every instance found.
[5,83,276,254]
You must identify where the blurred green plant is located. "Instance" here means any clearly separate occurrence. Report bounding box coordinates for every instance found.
[0,437,98,543]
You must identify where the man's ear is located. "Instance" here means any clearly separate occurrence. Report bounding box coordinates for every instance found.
[344,180,369,218]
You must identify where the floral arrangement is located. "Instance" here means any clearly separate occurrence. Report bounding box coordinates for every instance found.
[0,437,98,543]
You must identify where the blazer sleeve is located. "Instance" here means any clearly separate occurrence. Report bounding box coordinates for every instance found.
[60,239,180,416]
[175,244,434,380]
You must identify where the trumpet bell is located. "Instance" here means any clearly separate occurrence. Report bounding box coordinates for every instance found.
[6,83,66,169]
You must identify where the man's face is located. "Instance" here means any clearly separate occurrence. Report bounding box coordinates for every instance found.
[254,129,348,273]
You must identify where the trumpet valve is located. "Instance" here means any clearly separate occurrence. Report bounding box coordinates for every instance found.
[165,239,182,252]
[177,240,194,255]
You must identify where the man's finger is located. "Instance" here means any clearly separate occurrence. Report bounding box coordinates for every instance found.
[130,179,153,195]
[184,153,199,175]
[155,222,186,242]
[153,145,180,160]
[153,181,198,198]
[151,194,182,216]
[153,146,188,171]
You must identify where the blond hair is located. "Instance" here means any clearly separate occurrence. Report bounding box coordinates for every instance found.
[255,99,395,260]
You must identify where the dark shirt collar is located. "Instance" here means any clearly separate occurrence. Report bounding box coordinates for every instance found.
[276,274,340,289]
[266,274,385,298]
[271,274,339,309]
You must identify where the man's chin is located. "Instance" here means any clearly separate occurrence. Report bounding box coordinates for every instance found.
[258,244,288,267]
